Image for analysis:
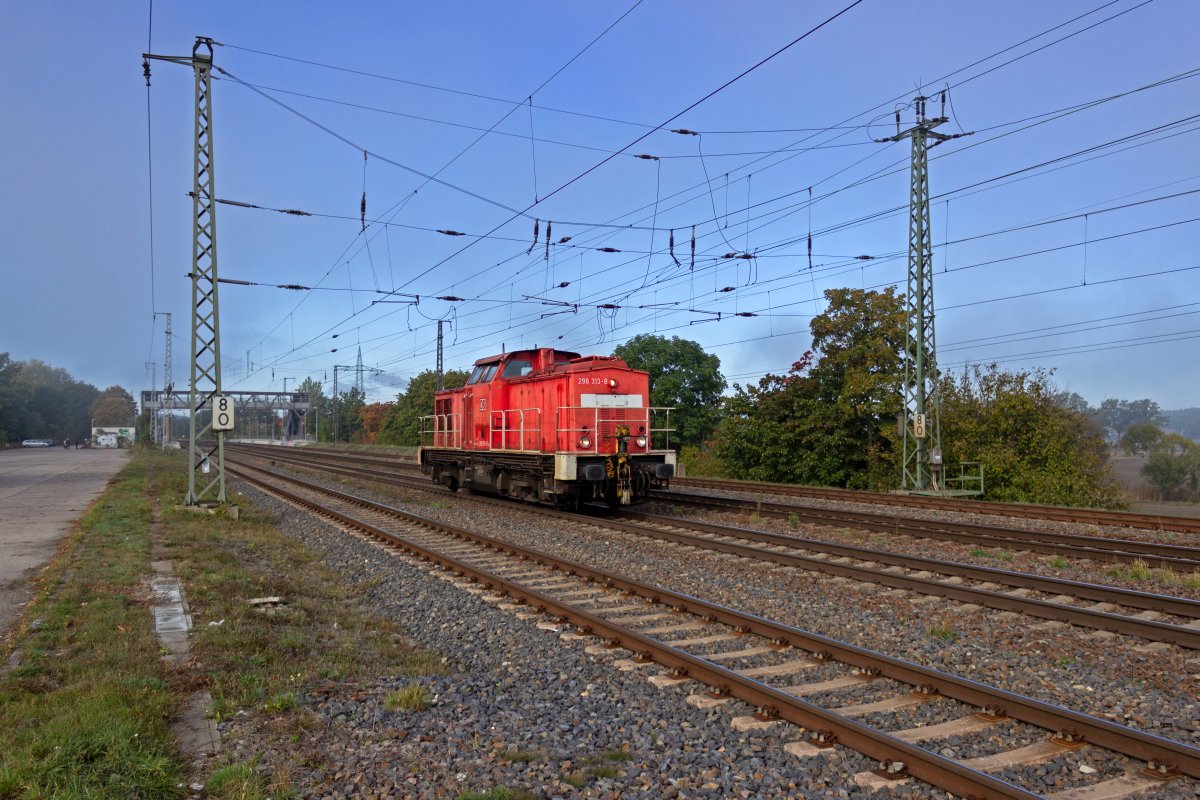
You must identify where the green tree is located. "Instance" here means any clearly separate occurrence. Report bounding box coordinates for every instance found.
[333,386,366,443]
[0,357,99,442]
[1120,422,1164,456]
[1096,398,1166,440]
[296,377,328,441]
[613,334,726,450]
[1140,432,1198,499]
[378,369,469,446]
[937,364,1121,508]
[717,287,905,488]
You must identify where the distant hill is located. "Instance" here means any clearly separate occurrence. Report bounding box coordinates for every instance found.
[1164,408,1200,441]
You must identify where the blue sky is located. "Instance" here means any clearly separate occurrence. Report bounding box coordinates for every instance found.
[2,0,1197,409]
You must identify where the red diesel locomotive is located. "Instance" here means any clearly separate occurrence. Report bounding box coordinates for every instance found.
[419,347,675,507]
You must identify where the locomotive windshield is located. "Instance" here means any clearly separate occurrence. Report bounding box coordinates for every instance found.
[501,359,533,378]
[467,362,501,384]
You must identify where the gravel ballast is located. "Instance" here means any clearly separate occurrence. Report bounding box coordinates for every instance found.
[220,461,1200,799]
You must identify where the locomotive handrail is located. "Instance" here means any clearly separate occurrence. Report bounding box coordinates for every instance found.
[555,405,674,454]
[489,407,542,452]
[419,412,461,448]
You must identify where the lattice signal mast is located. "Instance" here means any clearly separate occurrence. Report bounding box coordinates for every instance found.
[145,37,227,504]
[878,92,970,491]
[154,312,173,449]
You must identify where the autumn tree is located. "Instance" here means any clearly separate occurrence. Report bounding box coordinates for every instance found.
[613,334,726,450]
[378,369,469,446]
[718,287,905,488]
[90,386,136,425]
[357,402,393,444]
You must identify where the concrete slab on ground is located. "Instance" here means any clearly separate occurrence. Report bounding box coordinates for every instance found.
[0,448,130,637]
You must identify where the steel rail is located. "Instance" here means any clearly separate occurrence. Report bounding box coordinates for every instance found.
[228,460,1200,784]
[229,449,1200,643]
[651,489,1200,569]
[595,513,1200,647]
[230,445,1200,567]
[231,443,1200,534]
[621,510,1200,620]
[674,476,1200,535]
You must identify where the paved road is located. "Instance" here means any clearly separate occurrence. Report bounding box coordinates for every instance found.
[0,448,130,638]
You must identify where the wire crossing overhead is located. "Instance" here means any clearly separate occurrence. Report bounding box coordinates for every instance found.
[879,92,972,493]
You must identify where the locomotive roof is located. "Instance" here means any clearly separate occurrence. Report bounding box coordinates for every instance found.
[470,348,582,366]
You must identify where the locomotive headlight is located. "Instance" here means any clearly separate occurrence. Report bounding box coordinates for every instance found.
[635,435,648,448]
[578,434,592,449]
[608,378,617,388]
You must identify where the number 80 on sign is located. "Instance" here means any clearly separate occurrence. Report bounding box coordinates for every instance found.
[212,395,236,432]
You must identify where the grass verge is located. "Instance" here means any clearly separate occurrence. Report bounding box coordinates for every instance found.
[1,449,446,798]
[0,451,183,798]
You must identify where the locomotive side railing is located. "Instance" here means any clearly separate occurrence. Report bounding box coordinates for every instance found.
[489,407,542,452]
[419,413,461,448]
[555,406,673,454]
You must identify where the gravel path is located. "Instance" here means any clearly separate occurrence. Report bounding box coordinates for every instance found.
[223,462,1200,799]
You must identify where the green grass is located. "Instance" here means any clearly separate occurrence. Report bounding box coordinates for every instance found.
[457,789,534,800]
[0,453,186,799]
[384,684,432,712]
[500,750,537,763]
[927,624,958,642]
[260,691,300,714]
[1048,555,1070,569]
[0,448,448,799]
[207,763,266,800]
[1106,559,1200,589]
[589,765,621,779]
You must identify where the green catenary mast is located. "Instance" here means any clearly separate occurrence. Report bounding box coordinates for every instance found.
[879,93,970,491]
[146,37,227,504]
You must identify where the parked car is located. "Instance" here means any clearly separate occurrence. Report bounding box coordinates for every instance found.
[21,439,51,447]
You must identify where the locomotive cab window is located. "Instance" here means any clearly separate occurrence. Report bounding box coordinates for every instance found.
[501,359,533,379]
[468,363,500,384]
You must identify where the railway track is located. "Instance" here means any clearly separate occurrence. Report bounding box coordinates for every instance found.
[651,489,1200,570]
[673,476,1200,535]
[230,445,1200,571]
[228,459,1200,800]
[229,443,1200,535]
[227,446,1200,648]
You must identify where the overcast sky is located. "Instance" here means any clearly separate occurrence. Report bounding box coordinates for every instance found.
[2,1,1197,409]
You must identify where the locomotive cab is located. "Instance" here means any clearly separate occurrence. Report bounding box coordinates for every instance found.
[419,347,675,508]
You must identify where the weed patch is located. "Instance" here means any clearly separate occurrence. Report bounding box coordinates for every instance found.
[384,683,432,712]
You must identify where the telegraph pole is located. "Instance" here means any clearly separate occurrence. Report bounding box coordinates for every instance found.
[145,37,228,504]
[879,92,970,492]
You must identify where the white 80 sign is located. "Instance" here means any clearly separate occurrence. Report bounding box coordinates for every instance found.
[212,395,236,431]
